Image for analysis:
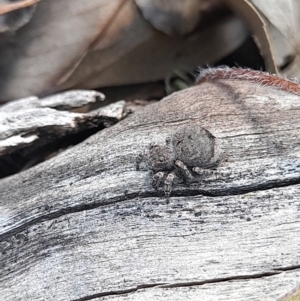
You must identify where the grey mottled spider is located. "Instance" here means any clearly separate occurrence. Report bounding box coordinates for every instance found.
[136,125,221,196]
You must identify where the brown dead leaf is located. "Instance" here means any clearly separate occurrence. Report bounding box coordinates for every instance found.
[0,0,39,36]
[0,0,40,15]
[0,0,248,100]
[64,11,247,92]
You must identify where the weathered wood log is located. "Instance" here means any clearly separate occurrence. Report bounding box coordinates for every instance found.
[1,72,300,300]
[0,90,128,178]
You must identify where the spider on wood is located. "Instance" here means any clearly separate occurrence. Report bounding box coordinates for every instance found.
[136,125,221,196]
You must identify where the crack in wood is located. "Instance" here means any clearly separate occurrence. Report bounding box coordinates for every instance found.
[1,176,300,241]
[73,284,165,301]
[72,267,300,301]
[2,78,300,300]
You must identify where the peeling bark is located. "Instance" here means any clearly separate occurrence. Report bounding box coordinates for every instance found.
[0,90,128,177]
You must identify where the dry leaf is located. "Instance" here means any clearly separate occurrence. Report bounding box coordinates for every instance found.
[0,0,248,100]
[223,0,300,79]
[251,0,300,51]
[250,0,300,78]
[134,0,222,36]
[0,0,40,15]
[223,0,278,73]
[70,12,247,92]
[0,0,39,36]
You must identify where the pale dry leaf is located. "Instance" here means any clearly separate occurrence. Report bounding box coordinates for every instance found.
[248,0,300,79]
[223,0,278,73]
[223,0,300,79]
[250,0,300,51]
[283,56,300,79]
[266,22,295,68]
[134,0,222,36]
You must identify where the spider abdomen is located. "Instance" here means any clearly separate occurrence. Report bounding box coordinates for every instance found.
[172,126,220,168]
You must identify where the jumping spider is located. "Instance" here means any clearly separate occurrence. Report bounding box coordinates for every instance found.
[136,125,221,196]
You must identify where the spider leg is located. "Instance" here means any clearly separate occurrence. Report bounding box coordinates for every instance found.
[192,167,216,177]
[136,151,147,170]
[175,160,193,182]
[164,171,176,197]
[152,171,165,189]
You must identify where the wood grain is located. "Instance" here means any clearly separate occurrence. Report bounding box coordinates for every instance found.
[1,80,300,300]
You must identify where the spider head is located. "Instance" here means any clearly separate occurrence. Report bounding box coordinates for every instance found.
[148,142,175,172]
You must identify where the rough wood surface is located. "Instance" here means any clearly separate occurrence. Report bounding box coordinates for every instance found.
[0,90,108,154]
[1,80,300,300]
[97,270,300,301]
[0,90,129,178]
